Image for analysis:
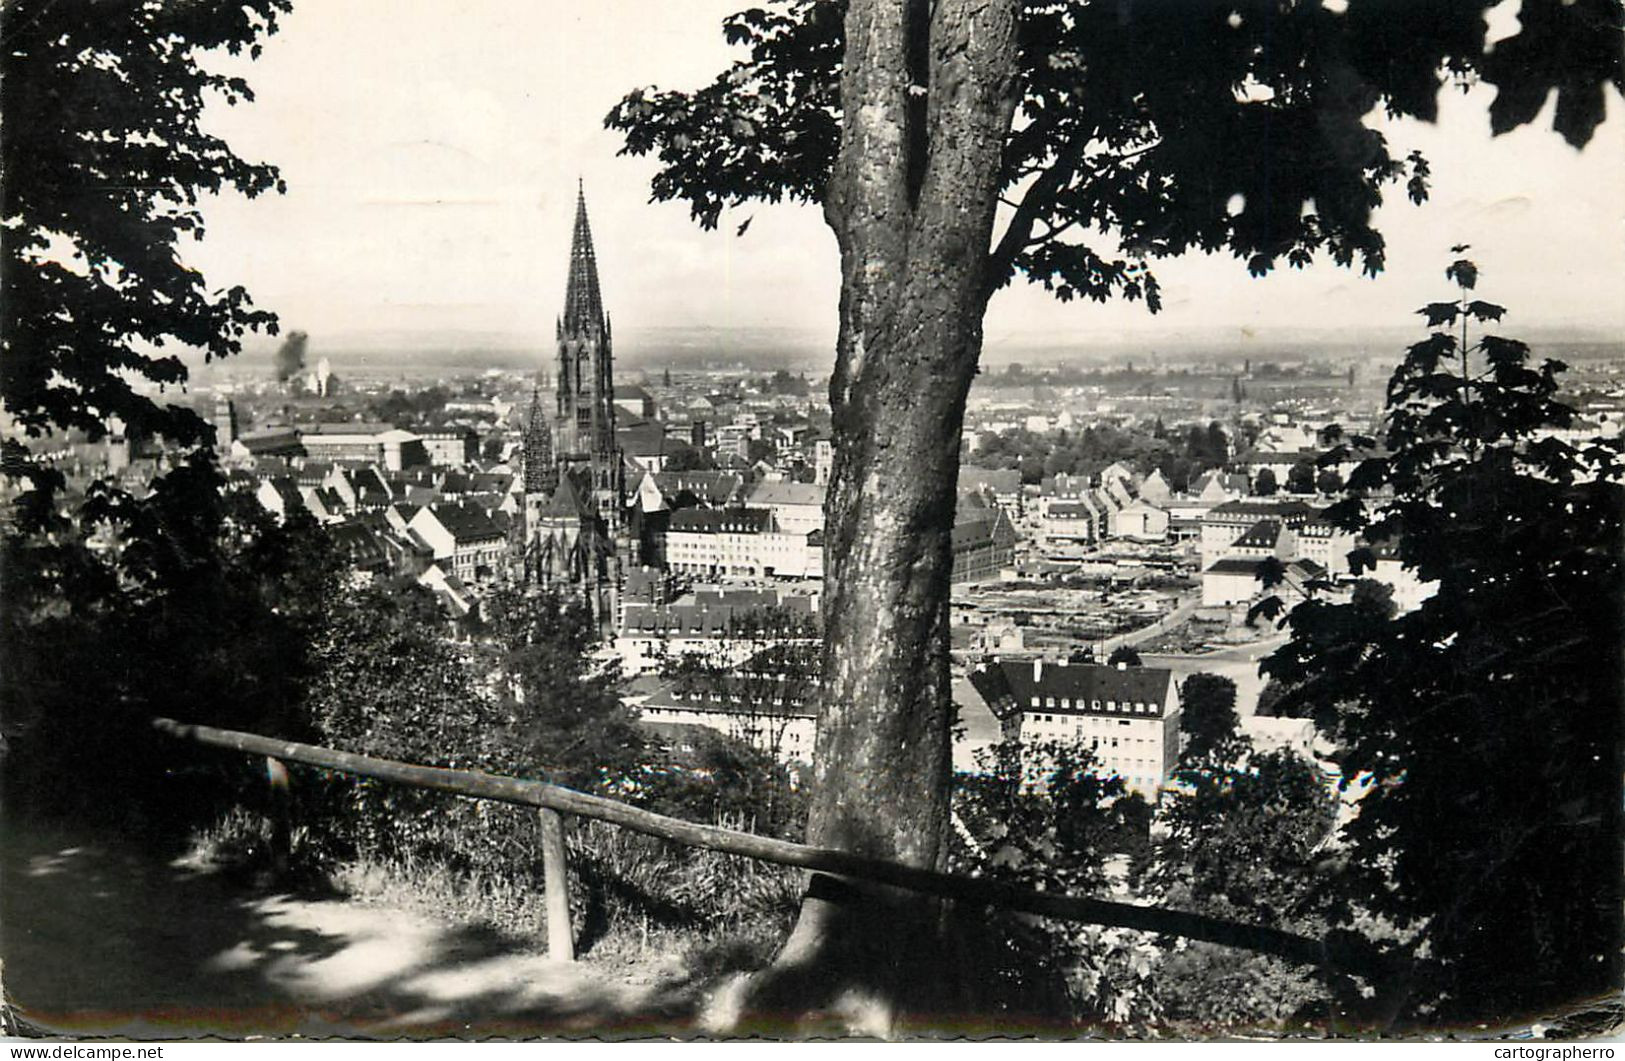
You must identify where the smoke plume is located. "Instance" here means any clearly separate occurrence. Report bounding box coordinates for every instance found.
[274,330,308,382]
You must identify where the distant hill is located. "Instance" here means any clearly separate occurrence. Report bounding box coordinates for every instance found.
[200,323,1621,383]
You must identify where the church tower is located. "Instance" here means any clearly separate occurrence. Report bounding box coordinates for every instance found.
[517,184,623,623]
[554,182,622,525]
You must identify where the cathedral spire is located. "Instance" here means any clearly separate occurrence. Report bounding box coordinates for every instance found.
[522,383,557,495]
[561,181,604,337]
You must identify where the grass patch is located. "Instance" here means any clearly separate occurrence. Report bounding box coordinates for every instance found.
[178,800,802,995]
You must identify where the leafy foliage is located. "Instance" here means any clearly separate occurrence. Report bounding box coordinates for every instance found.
[1,0,299,832]
[608,0,1621,309]
[1177,673,1239,763]
[1105,645,1142,668]
[973,420,1230,489]
[1286,460,1317,495]
[1142,737,1338,1028]
[949,739,1156,1020]
[1260,262,1625,1024]
[1,0,289,513]
[1,467,338,831]
[478,586,647,793]
[299,578,501,865]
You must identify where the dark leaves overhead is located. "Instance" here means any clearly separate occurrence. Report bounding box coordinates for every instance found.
[1481,0,1625,146]
[1,0,290,479]
[605,2,842,232]
[607,0,1622,307]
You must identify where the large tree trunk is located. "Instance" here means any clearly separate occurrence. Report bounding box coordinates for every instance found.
[731,0,1021,1035]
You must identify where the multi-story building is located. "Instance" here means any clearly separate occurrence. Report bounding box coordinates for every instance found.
[1295,517,1359,576]
[1108,497,1170,541]
[662,507,822,579]
[969,658,1184,800]
[952,497,1017,583]
[1038,494,1106,555]
[1369,539,1438,614]
[812,437,834,486]
[408,502,507,586]
[633,674,818,765]
[299,423,427,470]
[419,428,479,467]
[1198,499,1314,568]
[745,480,826,536]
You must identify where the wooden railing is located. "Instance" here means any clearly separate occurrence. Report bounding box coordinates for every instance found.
[152,716,1389,979]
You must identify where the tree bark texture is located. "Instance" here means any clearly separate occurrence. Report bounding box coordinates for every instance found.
[757,0,1023,1029]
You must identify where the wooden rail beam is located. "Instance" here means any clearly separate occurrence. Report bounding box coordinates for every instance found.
[153,716,1392,980]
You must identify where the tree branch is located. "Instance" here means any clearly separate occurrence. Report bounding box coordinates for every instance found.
[984,137,1090,296]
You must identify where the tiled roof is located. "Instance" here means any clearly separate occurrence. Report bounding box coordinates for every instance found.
[543,472,593,519]
[655,470,743,506]
[746,480,826,508]
[952,505,1014,550]
[638,677,817,719]
[1204,557,1268,576]
[1233,519,1283,549]
[668,507,774,535]
[263,476,304,508]
[426,503,504,543]
[302,421,395,436]
[617,421,669,456]
[1207,499,1313,522]
[969,660,1176,721]
[238,429,303,455]
[1047,499,1100,518]
[328,521,390,568]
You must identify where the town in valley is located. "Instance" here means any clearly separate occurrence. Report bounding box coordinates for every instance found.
[21,184,1623,805]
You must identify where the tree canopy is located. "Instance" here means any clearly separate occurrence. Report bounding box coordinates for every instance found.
[609,0,1622,1028]
[609,0,1621,310]
[1177,673,1240,763]
[1,0,291,514]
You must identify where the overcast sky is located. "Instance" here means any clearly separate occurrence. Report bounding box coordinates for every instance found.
[191,1,1624,357]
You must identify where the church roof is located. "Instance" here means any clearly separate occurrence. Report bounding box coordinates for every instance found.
[561,183,605,336]
[543,470,594,519]
[616,420,668,457]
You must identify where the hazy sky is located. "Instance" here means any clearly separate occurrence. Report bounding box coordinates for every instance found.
[192,1,1624,358]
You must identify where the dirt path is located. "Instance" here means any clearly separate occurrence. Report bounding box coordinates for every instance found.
[1,817,691,1040]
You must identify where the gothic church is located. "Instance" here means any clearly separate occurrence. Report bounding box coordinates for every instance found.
[521,185,625,618]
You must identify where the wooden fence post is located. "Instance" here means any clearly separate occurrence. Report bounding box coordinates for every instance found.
[266,756,291,876]
[539,807,574,962]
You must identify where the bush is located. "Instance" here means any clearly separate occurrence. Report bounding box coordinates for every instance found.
[949,739,1157,1022]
